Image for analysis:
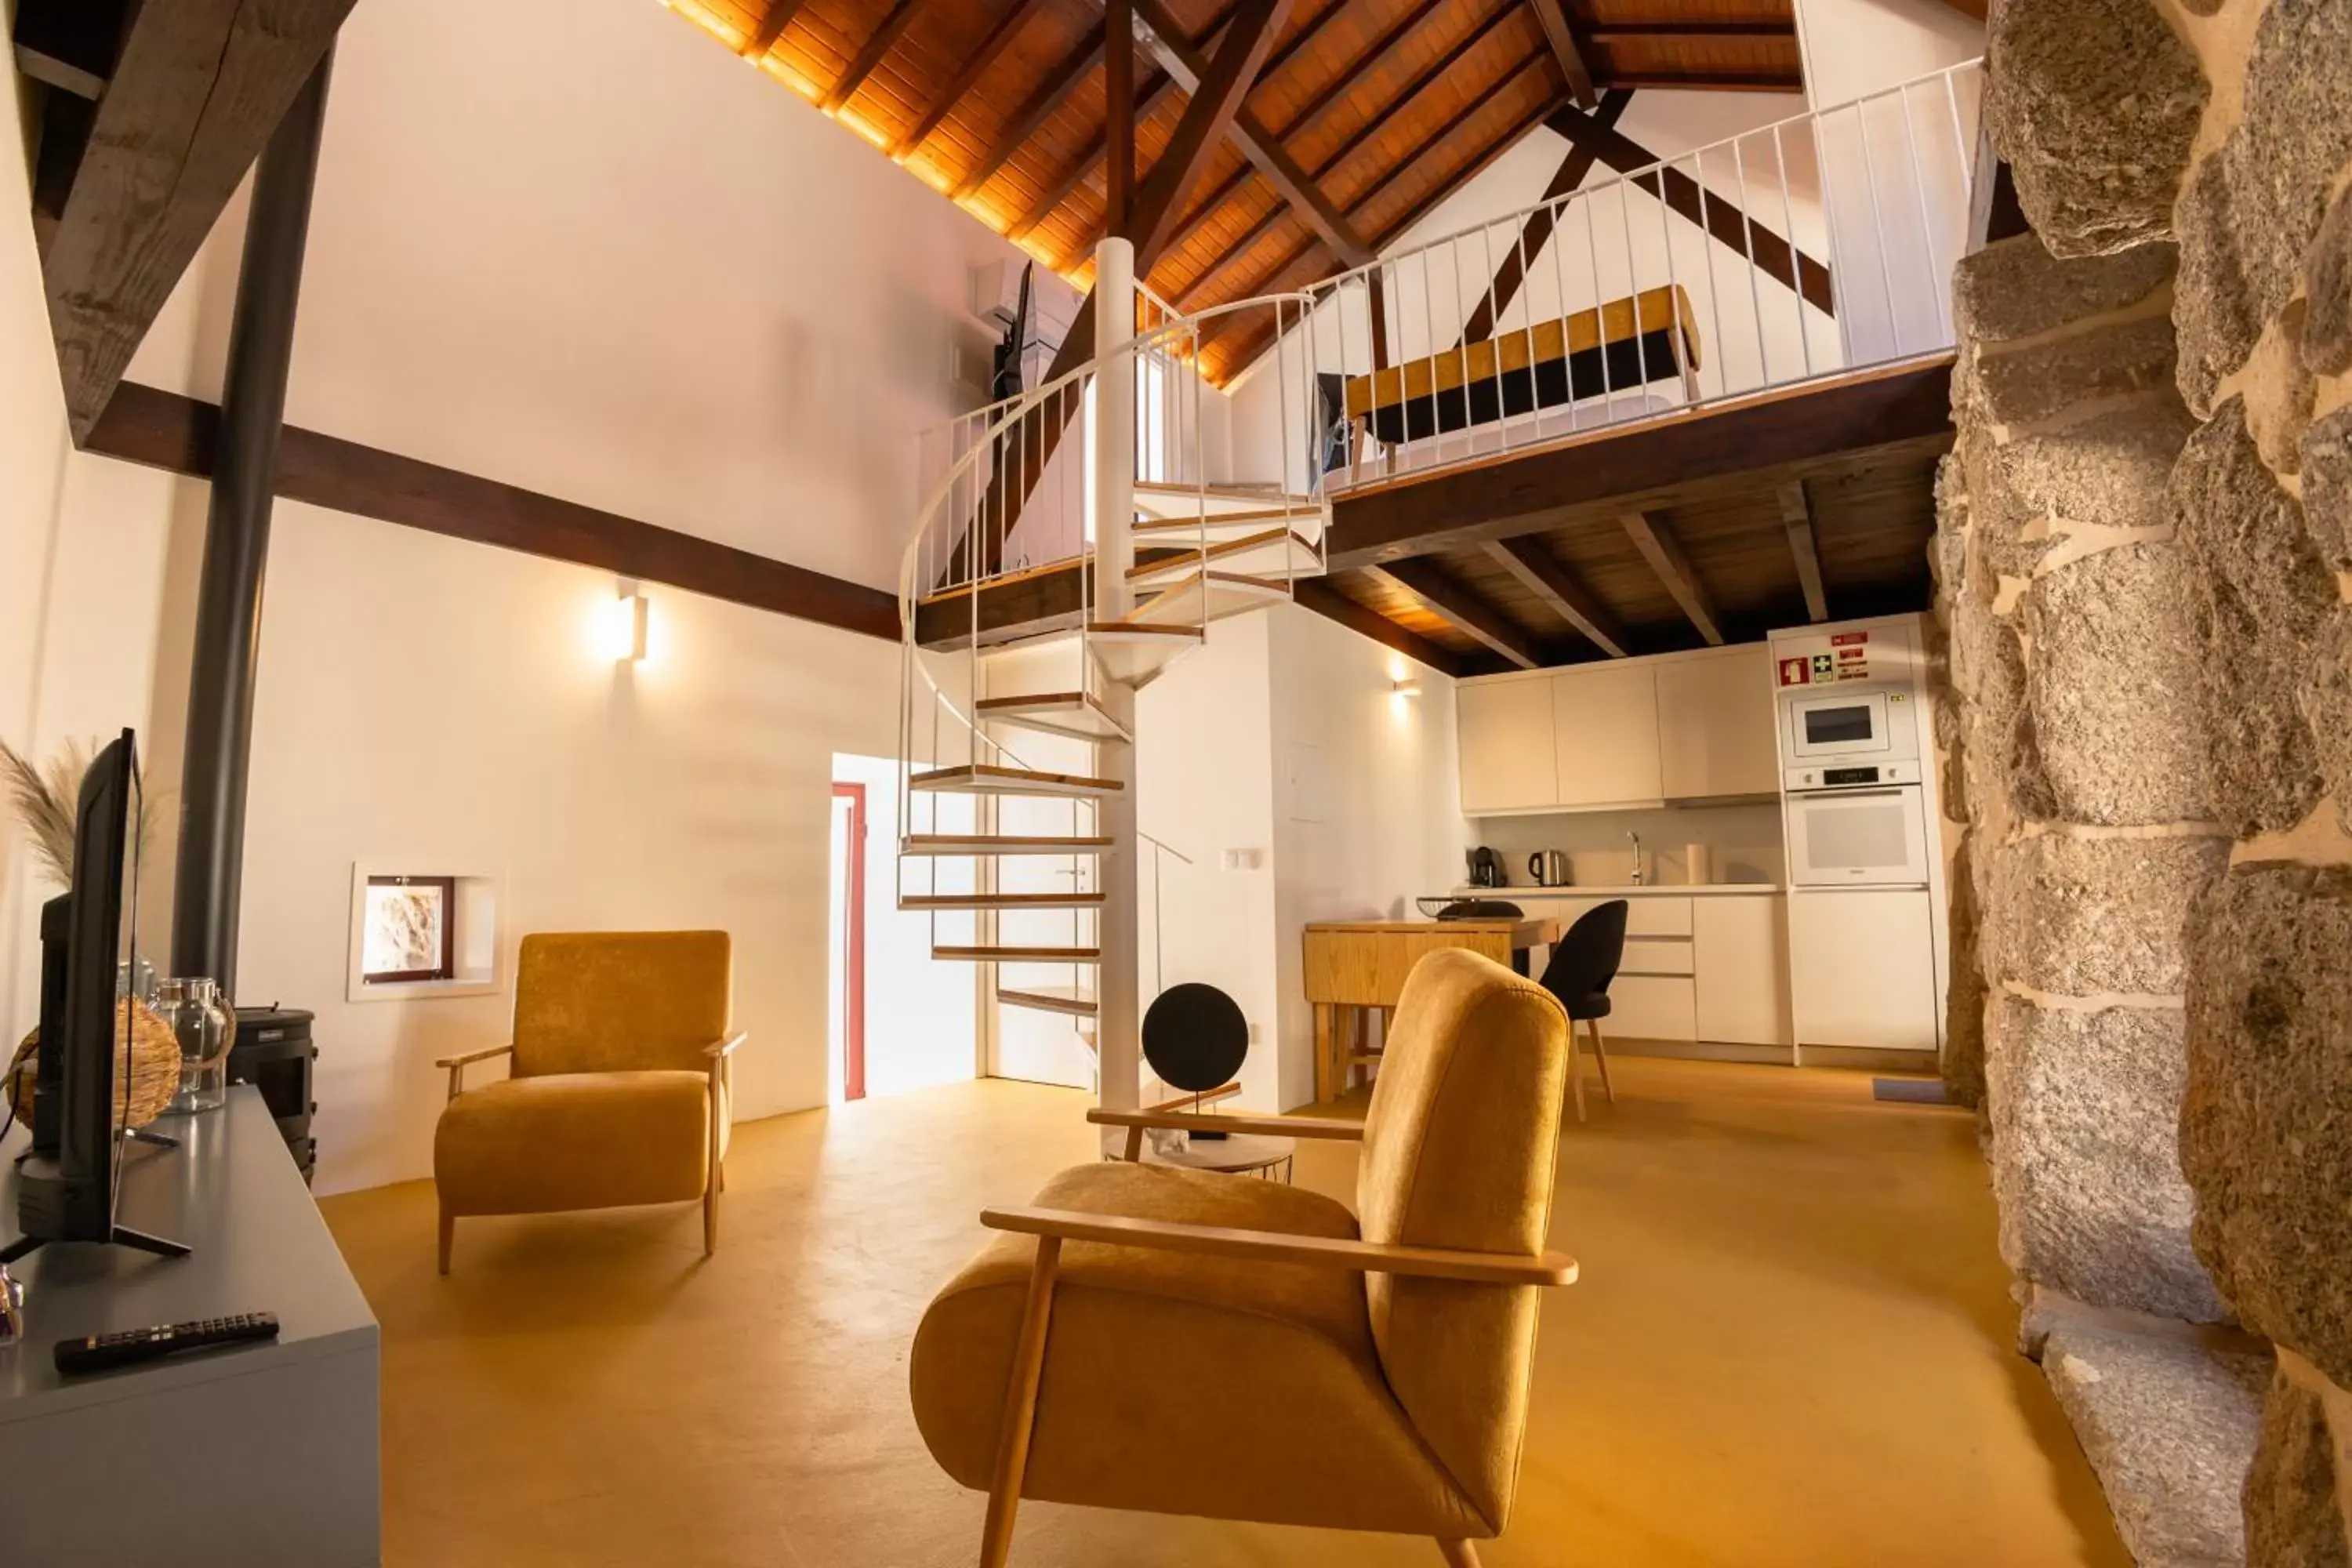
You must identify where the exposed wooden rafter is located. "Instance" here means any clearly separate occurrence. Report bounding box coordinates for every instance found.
[1156,0,1443,267]
[892,0,1049,154]
[826,0,928,111]
[1369,558,1543,670]
[1122,0,1296,277]
[1526,0,1597,108]
[740,0,807,62]
[1621,510,1722,644]
[33,0,357,441]
[1483,539,1627,656]
[1458,88,1631,346]
[1546,99,1835,314]
[1292,579,1468,678]
[955,17,1109,201]
[1778,481,1829,621]
[1131,0,1374,269]
[1175,1,1526,307]
[1104,0,1135,227]
[1585,21,1798,39]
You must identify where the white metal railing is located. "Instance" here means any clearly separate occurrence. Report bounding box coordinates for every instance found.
[1299,59,1984,491]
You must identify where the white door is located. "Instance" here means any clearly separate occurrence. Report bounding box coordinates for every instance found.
[1787,888,1938,1051]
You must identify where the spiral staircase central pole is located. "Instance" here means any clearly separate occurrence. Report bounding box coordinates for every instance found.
[1091,237,1140,1112]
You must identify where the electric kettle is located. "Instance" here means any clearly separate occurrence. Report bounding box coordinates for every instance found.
[1527,850,1570,886]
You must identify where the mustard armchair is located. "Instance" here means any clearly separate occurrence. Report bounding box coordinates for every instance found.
[433,931,743,1274]
[909,948,1575,1567]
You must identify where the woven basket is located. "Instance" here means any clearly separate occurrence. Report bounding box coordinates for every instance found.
[5,1000,181,1131]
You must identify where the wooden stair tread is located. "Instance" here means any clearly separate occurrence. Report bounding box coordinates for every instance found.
[902,892,1106,909]
[1127,528,1316,582]
[997,985,1099,1017]
[935,946,1102,961]
[909,763,1122,793]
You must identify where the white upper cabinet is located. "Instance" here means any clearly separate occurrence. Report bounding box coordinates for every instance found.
[1656,645,1780,799]
[1457,677,1558,815]
[1552,663,1663,807]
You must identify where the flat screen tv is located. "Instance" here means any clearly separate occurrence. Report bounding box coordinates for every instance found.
[2,728,186,1263]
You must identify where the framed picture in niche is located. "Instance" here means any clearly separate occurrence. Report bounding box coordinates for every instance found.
[361,875,456,985]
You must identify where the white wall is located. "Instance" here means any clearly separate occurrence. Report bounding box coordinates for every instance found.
[128,0,1032,593]
[1135,615,1282,1109]
[231,506,904,1192]
[1795,0,1983,111]
[1266,606,1471,1109]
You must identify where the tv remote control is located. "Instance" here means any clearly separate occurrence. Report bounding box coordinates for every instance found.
[53,1312,278,1375]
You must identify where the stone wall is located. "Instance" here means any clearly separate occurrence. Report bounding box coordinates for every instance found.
[1943,0,2352,1562]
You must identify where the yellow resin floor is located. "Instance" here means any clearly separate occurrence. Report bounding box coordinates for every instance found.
[321,1057,2129,1567]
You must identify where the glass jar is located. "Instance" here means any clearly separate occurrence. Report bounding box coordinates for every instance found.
[157,978,235,1115]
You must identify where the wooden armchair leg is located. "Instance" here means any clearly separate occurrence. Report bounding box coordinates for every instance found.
[1588,1017,1616,1105]
[1436,1541,1483,1566]
[978,1236,1062,1568]
[437,1207,455,1276]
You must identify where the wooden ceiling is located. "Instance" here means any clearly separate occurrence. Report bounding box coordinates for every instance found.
[669,0,1805,379]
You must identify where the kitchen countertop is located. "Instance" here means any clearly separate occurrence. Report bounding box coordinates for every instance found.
[1445,883,1784,898]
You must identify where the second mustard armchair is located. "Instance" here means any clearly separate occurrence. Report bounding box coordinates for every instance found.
[433,930,743,1274]
[909,947,1575,1566]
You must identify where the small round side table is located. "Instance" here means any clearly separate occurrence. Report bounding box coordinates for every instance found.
[1104,1129,1298,1183]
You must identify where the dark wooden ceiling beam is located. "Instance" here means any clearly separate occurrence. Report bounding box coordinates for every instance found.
[741,0,808,62]
[954,17,1110,201]
[87,384,900,641]
[1163,0,1441,244]
[38,0,357,442]
[1620,511,1722,644]
[1369,557,1543,669]
[1121,0,1294,271]
[1293,578,1468,677]
[1175,3,1526,307]
[1131,0,1374,268]
[1460,88,1629,345]
[1191,81,1556,359]
[1104,0,1135,227]
[891,0,1047,153]
[1547,99,1832,313]
[1526,0,1597,109]
[1324,355,1955,566]
[1484,539,1628,656]
[826,0,929,111]
[1603,71,1802,91]
[1777,481,1829,622]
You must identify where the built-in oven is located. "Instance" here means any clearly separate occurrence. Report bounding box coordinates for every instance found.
[1784,762,1931,887]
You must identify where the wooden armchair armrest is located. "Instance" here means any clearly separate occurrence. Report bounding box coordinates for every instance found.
[435,1045,512,1105]
[1087,1106,1367,1142]
[981,1206,1577,1287]
[704,1032,748,1062]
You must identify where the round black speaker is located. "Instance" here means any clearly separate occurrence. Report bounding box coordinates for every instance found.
[1141,982,1248,1093]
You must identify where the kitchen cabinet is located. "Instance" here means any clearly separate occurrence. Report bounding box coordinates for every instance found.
[1693,894,1793,1046]
[1608,976,1698,1042]
[1656,645,1780,799]
[1552,663,1663,807]
[1457,677,1558,814]
[1788,888,1939,1051]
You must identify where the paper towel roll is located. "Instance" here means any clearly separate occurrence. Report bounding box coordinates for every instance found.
[1684,843,1711,885]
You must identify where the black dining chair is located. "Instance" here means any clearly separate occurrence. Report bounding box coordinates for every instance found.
[1436,899,1524,920]
[1535,900,1628,1122]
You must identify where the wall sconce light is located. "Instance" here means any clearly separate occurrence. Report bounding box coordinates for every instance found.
[1392,677,1423,699]
[597,591,650,662]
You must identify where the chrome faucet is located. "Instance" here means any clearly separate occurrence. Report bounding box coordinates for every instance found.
[1627,829,1645,886]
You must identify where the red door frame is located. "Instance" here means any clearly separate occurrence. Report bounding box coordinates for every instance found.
[833,782,868,1102]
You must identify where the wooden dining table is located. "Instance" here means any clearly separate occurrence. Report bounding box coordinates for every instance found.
[1302,918,1561,1102]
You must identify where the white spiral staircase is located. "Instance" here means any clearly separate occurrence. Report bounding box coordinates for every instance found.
[895,244,1327,1111]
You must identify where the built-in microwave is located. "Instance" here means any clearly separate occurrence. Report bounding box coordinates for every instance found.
[1784,781,1931,886]
[1784,689,1909,762]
